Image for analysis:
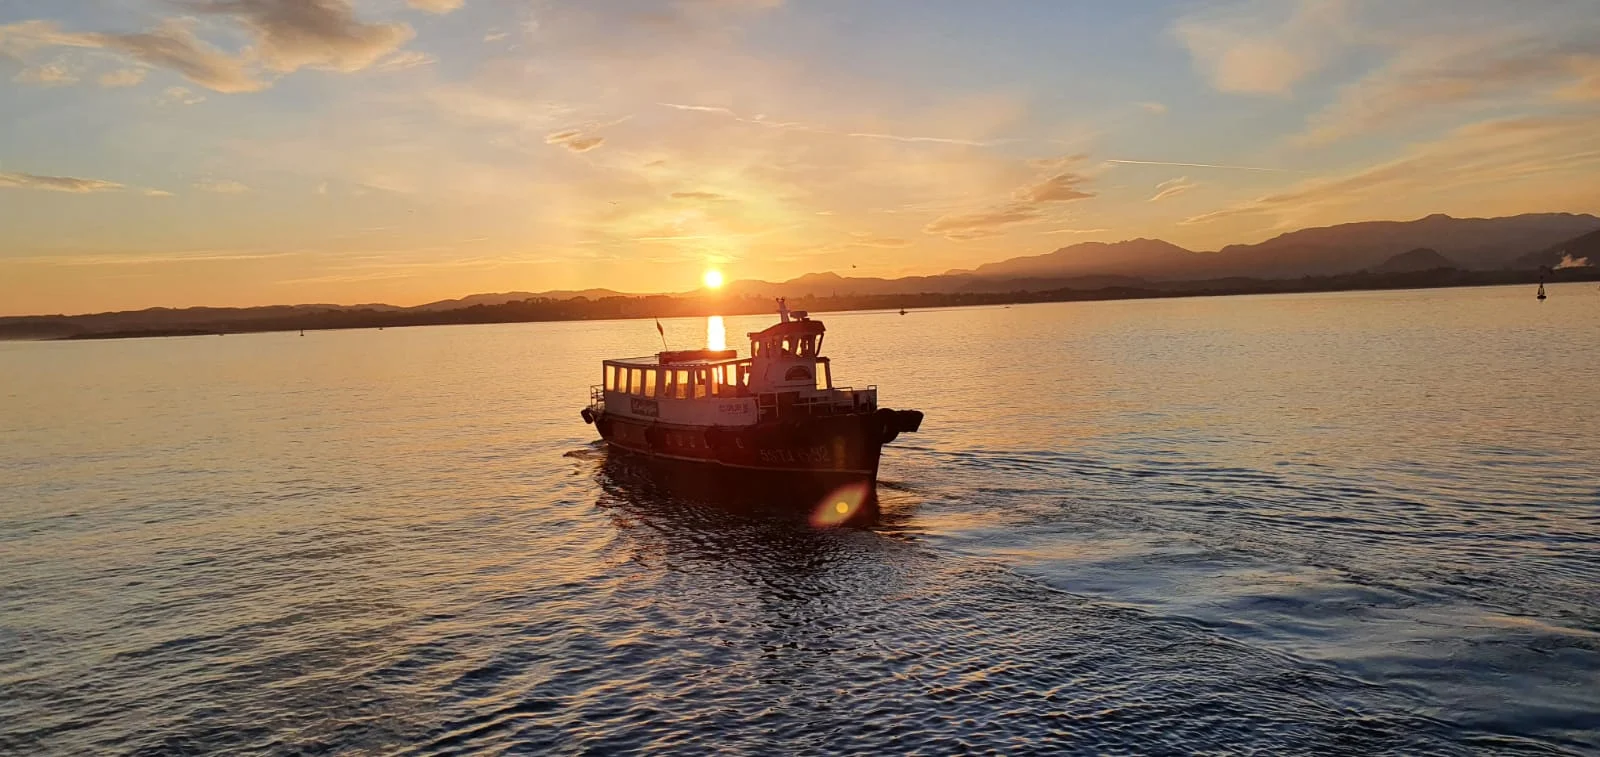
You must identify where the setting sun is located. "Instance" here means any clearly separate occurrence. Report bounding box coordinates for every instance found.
[702,270,725,289]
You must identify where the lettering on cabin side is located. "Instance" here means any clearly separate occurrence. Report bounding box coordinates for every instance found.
[629,398,660,417]
[717,402,751,415]
[758,445,835,465]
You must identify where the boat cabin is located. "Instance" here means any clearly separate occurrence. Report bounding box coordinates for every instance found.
[591,300,876,426]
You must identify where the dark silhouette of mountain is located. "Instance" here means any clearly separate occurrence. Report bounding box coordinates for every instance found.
[6,211,1599,340]
[962,238,1195,279]
[412,289,626,311]
[1201,213,1598,277]
[953,213,1599,282]
[1512,229,1600,270]
[1371,248,1457,274]
[718,213,1599,298]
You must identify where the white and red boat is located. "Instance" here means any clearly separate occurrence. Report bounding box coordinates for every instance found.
[581,300,923,519]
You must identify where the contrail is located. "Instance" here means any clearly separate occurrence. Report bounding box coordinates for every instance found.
[845,132,997,147]
[659,103,997,147]
[658,103,737,115]
[1106,158,1293,173]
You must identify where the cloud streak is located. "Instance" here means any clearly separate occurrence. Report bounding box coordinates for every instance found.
[0,0,422,94]
[195,179,250,193]
[1183,113,1600,226]
[1106,158,1291,173]
[1174,0,1354,95]
[1149,176,1197,202]
[0,171,123,193]
[1296,33,1600,144]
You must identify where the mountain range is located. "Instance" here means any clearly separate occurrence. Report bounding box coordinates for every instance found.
[3,212,1596,338]
[712,212,1599,298]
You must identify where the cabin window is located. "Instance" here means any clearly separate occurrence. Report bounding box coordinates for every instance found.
[693,369,709,399]
[816,360,831,390]
[710,366,723,397]
[605,365,617,391]
[673,369,689,399]
[627,368,641,395]
[643,369,657,398]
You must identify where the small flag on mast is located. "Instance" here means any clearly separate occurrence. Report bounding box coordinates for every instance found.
[655,318,667,350]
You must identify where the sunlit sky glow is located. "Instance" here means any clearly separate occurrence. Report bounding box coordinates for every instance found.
[3,0,1598,314]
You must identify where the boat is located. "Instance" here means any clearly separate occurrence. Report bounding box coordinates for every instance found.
[581,299,923,521]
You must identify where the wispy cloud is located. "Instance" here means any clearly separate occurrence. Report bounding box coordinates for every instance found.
[159,86,206,105]
[12,60,77,86]
[1042,227,1109,235]
[544,116,630,153]
[1105,158,1291,173]
[1174,0,1355,95]
[1296,32,1600,144]
[98,67,146,88]
[194,179,250,194]
[545,131,605,152]
[407,0,464,14]
[0,171,123,193]
[0,19,264,93]
[0,0,422,94]
[1149,176,1197,202]
[16,251,298,266]
[844,132,997,147]
[1183,112,1600,226]
[191,0,413,75]
[1015,171,1096,203]
[927,157,1099,240]
[372,50,436,72]
[924,203,1045,240]
[658,102,1004,147]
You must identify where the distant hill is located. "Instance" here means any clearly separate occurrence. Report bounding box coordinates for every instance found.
[706,213,1599,298]
[6,211,1599,337]
[1201,213,1599,277]
[953,213,1599,283]
[1512,229,1600,270]
[963,238,1195,280]
[412,289,627,311]
[1371,248,1457,274]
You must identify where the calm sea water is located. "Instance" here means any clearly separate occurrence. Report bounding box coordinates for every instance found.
[3,284,1598,755]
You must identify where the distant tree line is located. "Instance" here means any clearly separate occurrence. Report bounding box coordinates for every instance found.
[23,265,1599,341]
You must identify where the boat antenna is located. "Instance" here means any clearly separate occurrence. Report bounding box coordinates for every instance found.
[655,317,669,351]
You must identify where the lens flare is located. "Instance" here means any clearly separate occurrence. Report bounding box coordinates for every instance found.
[703,269,724,289]
[810,481,874,527]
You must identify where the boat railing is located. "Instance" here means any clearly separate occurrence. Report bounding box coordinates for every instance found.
[777,387,877,417]
[589,384,604,408]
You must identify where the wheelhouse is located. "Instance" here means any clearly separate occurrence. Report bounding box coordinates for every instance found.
[590,301,876,425]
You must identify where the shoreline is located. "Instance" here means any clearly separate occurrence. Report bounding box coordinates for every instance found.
[14,268,1600,342]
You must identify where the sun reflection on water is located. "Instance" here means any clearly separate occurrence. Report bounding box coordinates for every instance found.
[707,315,726,351]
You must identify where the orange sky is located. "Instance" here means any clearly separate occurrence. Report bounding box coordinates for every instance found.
[2,0,1598,315]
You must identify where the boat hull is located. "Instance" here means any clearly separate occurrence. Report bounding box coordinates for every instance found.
[588,409,918,521]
